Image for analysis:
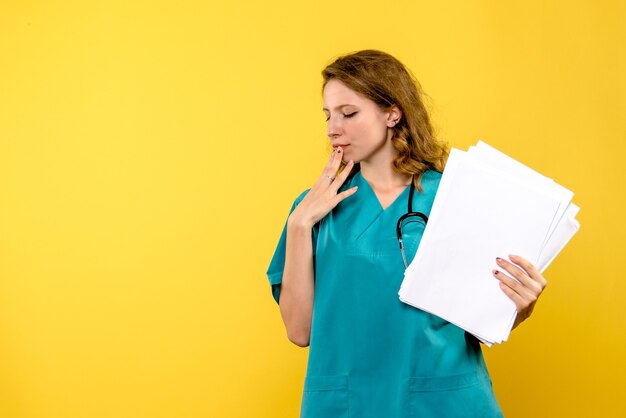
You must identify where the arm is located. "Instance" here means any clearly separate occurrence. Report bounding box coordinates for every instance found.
[279,219,315,347]
[278,146,358,347]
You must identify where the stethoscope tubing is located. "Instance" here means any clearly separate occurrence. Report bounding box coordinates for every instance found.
[396,177,429,268]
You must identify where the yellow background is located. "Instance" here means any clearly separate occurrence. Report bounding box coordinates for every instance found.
[1,1,624,417]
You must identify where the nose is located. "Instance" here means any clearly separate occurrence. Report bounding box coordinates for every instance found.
[326,115,342,139]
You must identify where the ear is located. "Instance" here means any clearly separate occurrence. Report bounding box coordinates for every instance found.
[386,105,402,127]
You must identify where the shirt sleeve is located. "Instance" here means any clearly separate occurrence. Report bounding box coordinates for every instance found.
[266,189,317,305]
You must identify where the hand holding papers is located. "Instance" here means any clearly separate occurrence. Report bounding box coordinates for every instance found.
[398,141,580,346]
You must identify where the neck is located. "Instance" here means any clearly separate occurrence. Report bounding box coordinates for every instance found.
[360,163,411,190]
[359,133,412,190]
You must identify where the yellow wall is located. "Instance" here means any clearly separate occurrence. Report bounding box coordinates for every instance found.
[0,1,624,416]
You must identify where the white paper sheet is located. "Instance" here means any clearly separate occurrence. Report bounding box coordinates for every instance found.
[538,203,580,272]
[470,141,574,246]
[399,141,579,345]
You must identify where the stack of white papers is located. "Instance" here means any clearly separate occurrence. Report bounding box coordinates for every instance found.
[398,141,580,346]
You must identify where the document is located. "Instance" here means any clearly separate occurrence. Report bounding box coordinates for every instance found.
[399,141,580,345]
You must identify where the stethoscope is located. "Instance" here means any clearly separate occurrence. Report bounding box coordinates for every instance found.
[396,177,429,268]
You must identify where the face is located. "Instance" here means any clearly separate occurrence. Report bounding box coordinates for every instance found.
[323,79,399,164]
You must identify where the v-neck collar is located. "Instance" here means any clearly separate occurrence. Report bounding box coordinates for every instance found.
[355,171,412,213]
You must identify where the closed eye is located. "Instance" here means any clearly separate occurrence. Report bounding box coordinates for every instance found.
[325,112,357,122]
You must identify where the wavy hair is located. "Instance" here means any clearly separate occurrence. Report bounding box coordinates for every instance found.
[322,50,448,191]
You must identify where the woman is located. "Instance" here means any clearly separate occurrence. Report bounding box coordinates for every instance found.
[266,50,546,418]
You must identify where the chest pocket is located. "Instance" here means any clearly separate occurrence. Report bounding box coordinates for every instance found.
[343,216,426,260]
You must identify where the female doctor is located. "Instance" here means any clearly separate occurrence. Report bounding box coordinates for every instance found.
[266,49,547,418]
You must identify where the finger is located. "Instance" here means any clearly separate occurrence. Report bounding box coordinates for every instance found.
[496,257,542,295]
[494,269,537,311]
[509,254,547,288]
[323,146,344,180]
[331,186,359,206]
[497,279,526,310]
[492,269,535,300]
[311,149,341,189]
[329,160,355,193]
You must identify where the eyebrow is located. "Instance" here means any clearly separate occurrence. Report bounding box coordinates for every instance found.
[322,104,357,112]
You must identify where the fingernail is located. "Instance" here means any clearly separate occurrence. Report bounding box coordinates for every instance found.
[338,147,342,153]
[496,257,503,263]
[493,269,499,275]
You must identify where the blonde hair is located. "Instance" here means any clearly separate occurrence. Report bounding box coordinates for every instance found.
[322,49,448,191]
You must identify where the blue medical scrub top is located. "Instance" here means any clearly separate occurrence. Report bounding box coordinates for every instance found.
[267,169,503,418]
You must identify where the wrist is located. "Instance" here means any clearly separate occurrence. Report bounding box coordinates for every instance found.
[288,213,314,231]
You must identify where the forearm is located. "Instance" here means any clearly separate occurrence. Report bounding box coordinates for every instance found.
[279,216,315,347]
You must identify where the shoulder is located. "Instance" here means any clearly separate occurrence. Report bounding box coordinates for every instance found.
[283,188,312,217]
[292,188,311,207]
[422,168,443,181]
[420,169,443,194]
